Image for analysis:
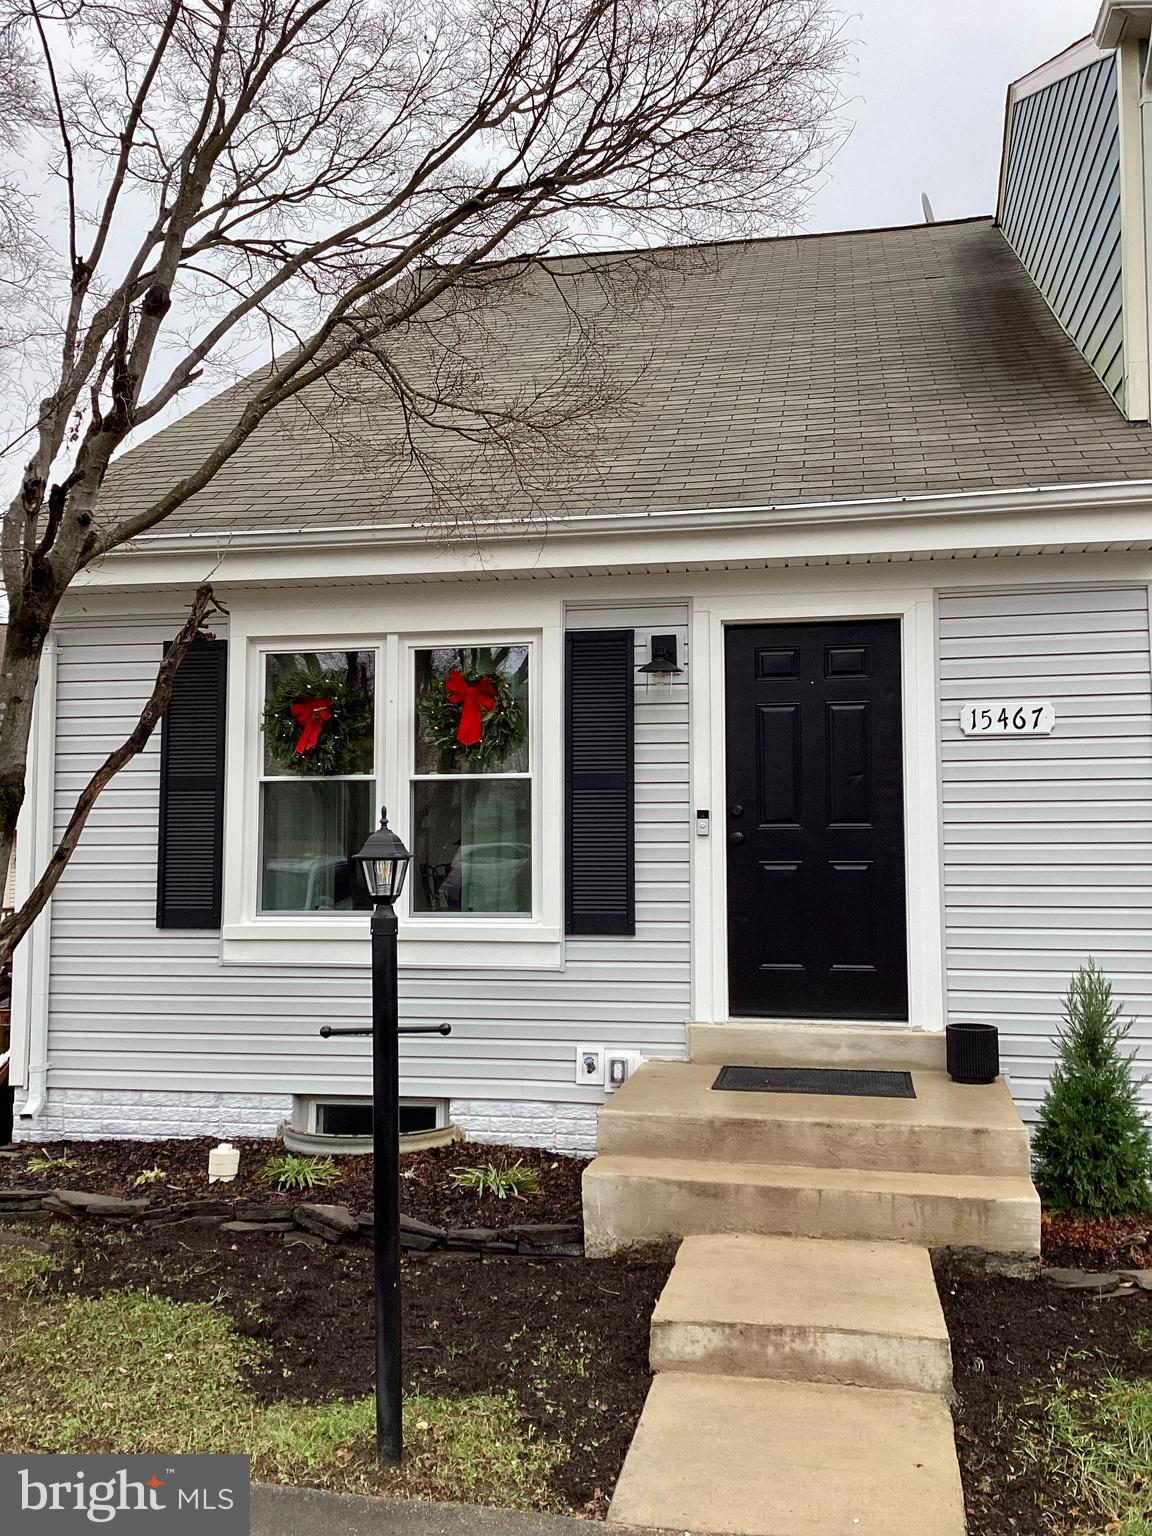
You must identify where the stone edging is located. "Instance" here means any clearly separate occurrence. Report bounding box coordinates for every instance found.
[0,1187,584,1257]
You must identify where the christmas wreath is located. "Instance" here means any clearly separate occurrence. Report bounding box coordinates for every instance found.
[263,666,372,776]
[417,667,526,770]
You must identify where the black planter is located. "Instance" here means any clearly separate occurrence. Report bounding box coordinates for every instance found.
[946,1021,999,1085]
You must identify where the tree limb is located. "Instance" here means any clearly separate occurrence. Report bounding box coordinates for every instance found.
[0,581,225,961]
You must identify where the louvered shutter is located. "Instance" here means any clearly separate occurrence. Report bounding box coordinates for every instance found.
[156,637,227,928]
[565,629,635,936]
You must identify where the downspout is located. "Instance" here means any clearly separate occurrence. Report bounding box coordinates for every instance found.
[12,633,58,1125]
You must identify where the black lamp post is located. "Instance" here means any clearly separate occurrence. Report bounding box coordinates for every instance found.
[319,808,449,1465]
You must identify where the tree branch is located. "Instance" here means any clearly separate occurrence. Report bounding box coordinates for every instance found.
[0,582,225,961]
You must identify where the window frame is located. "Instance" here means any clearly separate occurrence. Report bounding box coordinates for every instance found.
[403,635,536,925]
[256,645,379,917]
[221,618,563,967]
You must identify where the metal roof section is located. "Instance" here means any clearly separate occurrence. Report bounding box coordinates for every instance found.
[999,54,1127,410]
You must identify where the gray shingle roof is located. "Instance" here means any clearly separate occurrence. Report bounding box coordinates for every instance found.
[107,217,1152,540]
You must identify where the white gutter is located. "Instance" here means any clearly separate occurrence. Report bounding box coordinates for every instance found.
[1096,1,1152,48]
[11,634,58,1125]
[86,474,1152,563]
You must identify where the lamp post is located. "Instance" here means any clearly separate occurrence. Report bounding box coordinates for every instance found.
[319,808,449,1465]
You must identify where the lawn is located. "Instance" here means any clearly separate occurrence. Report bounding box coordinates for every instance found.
[0,1227,666,1515]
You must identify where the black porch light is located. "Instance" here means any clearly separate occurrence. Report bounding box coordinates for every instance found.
[355,811,412,903]
[637,633,683,679]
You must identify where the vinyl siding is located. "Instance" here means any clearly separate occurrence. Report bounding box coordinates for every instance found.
[1000,56,1126,406]
[44,607,690,1103]
[938,584,1152,1120]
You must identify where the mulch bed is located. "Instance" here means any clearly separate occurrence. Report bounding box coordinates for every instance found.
[938,1259,1152,1536]
[51,1221,666,1516]
[1041,1209,1152,1271]
[6,1138,585,1229]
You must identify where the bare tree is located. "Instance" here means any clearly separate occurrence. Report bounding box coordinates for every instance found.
[0,0,840,959]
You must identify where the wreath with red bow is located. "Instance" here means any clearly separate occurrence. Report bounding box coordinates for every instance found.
[262,666,373,776]
[417,668,526,771]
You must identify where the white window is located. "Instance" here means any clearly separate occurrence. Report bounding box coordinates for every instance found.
[258,648,376,913]
[409,644,532,917]
[227,615,560,966]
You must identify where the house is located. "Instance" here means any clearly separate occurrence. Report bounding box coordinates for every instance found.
[8,6,1152,1222]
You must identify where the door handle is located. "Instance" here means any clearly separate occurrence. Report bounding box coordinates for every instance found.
[728,831,745,845]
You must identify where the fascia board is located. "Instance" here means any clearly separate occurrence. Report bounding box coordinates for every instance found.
[69,479,1152,591]
[1009,36,1112,104]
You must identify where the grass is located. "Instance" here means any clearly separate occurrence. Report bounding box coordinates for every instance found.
[449,1160,540,1201]
[0,1245,565,1509]
[26,1150,77,1174]
[1013,1357,1152,1535]
[131,1166,167,1187]
[258,1154,341,1193]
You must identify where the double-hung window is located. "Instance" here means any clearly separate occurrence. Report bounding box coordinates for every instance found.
[258,649,376,913]
[409,644,532,917]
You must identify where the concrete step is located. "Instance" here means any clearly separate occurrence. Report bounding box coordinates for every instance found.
[691,1020,947,1071]
[607,1371,966,1536]
[649,1234,952,1394]
[598,1060,1032,1177]
[583,1152,1041,1256]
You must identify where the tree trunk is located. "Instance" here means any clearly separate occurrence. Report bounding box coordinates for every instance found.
[0,577,61,897]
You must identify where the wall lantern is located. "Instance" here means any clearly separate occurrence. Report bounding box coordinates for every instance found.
[637,634,683,687]
[355,813,412,904]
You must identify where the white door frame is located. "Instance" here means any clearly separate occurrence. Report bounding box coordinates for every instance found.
[689,586,945,1030]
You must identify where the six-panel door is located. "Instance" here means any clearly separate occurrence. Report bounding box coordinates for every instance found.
[724,620,908,1020]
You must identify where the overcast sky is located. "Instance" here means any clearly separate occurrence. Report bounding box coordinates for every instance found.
[807,0,1096,233]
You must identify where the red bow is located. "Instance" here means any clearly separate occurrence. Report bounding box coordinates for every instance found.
[291,697,333,754]
[445,670,497,746]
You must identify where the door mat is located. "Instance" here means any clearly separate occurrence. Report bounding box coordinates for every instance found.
[712,1066,916,1099]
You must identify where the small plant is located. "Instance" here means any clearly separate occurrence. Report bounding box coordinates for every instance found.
[26,1151,77,1175]
[132,1167,167,1187]
[258,1154,340,1193]
[1033,961,1152,1218]
[450,1160,540,1201]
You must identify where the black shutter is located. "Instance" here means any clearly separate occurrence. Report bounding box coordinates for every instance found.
[157,636,227,928]
[565,629,635,936]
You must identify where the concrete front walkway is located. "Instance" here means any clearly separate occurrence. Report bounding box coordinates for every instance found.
[251,1484,694,1536]
[606,1233,967,1536]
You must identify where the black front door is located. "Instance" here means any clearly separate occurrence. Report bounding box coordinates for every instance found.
[724,620,908,1021]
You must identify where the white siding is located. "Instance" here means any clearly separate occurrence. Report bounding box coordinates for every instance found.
[43,607,690,1107]
[939,584,1152,1119]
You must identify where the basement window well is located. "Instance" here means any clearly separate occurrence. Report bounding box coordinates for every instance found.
[318,1100,443,1137]
[284,1096,454,1154]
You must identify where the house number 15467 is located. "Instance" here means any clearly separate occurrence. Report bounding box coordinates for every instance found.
[960,701,1056,736]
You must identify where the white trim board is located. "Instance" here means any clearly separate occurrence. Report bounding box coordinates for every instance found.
[9,636,57,1102]
[689,585,945,1032]
[67,478,1152,592]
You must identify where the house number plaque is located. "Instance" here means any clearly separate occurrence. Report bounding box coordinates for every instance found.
[959,701,1056,736]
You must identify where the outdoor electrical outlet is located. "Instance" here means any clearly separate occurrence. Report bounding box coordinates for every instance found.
[604,1051,643,1092]
[575,1045,605,1087]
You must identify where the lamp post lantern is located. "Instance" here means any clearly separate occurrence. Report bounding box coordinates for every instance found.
[319,807,449,1466]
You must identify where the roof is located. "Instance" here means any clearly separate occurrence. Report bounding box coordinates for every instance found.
[105,217,1152,543]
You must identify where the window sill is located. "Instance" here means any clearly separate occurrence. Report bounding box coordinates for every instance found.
[219,921,564,970]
